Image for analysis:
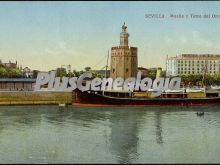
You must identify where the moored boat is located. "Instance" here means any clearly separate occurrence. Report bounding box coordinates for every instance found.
[211,85,220,90]
[72,89,220,106]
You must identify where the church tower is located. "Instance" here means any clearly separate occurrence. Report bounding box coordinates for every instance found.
[110,22,138,80]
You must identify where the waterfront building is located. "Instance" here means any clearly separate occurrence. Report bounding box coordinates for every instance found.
[0,78,35,91]
[166,54,220,76]
[137,67,148,77]
[2,60,17,68]
[110,23,138,80]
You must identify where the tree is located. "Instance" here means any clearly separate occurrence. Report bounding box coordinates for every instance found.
[56,68,67,77]
[73,69,81,77]
[84,67,91,72]
[6,68,22,78]
[177,73,220,87]
[160,71,166,78]
[32,70,39,78]
[147,70,157,79]
[0,67,7,77]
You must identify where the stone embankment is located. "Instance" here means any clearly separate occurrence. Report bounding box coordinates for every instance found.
[0,91,72,105]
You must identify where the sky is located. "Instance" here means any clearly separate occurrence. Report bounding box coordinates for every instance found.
[0,1,220,71]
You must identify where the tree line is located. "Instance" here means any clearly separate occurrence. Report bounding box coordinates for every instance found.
[0,63,23,78]
[56,67,220,87]
[1,62,220,87]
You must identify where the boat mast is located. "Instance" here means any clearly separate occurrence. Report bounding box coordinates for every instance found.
[105,50,109,78]
[103,50,109,95]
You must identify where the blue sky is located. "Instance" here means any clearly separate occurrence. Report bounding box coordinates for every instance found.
[0,1,220,71]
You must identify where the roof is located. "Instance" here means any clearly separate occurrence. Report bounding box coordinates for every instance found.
[138,67,148,70]
[167,54,220,60]
[0,78,36,82]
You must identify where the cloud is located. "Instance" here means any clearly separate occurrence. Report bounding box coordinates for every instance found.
[164,36,172,44]
[42,41,96,71]
[163,31,216,50]
[45,41,77,56]
[192,30,200,38]
[179,36,187,44]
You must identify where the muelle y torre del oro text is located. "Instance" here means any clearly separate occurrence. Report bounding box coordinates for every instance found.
[145,13,220,19]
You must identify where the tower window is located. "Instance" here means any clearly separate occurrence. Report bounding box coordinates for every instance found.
[126,68,128,72]
[113,69,115,73]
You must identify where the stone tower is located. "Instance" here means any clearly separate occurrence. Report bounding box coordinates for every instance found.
[110,22,138,80]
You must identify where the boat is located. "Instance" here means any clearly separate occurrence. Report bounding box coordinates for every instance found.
[186,88,205,93]
[211,85,220,90]
[59,103,67,107]
[164,89,185,93]
[72,50,220,106]
[72,89,220,106]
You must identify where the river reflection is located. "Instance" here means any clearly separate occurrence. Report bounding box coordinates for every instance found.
[0,105,220,163]
[108,108,146,163]
[154,111,163,145]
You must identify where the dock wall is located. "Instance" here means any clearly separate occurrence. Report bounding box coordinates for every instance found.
[0,91,72,105]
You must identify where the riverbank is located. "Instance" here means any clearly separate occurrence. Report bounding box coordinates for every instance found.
[0,91,72,105]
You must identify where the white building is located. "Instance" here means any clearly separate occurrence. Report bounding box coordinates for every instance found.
[166,54,220,76]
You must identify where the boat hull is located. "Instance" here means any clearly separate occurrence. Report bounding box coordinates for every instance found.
[72,90,220,106]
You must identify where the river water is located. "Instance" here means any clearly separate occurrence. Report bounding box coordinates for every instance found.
[0,105,220,163]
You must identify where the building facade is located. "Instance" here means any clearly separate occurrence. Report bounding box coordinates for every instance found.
[137,67,148,78]
[2,60,17,68]
[110,23,138,79]
[0,78,36,91]
[166,54,220,76]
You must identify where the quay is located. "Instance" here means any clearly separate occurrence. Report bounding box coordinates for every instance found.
[0,91,72,105]
[0,78,72,105]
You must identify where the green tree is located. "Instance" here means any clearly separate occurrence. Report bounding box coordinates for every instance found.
[0,67,7,77]
[84,67,91,72]
[32,70,39,78]
[73,69,81,77]
[6,68,22,78]
[160,71,166,78]
[56,68,67,77]
[213,74,220,85]
[177,73,220,87]
[147,70,157,79]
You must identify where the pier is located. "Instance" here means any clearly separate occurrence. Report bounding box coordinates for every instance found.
[0,91,72,105]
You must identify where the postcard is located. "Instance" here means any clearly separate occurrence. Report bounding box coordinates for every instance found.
[0,1,220,164]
